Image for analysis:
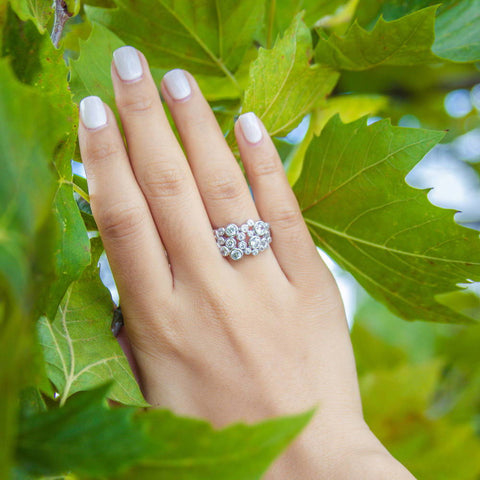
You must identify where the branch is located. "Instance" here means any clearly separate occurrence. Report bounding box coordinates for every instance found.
[50,0,73,48]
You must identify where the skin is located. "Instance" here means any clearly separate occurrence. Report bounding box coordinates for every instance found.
[78,48,416,479]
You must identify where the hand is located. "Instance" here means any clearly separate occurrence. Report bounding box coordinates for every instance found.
[78,46,415,479]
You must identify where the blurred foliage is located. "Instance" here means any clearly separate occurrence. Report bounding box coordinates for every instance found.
[352,288,480,479]
[1,0,480,478]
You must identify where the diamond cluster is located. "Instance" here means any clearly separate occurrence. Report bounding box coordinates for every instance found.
[214,219,272,261]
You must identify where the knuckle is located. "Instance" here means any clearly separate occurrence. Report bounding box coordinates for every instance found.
[203,171,245,202]
[249,151,282,177]
[140,163,189,199]
[183,114,211,131]
[87,140,122,163]
[95,201,147,240]
[118,91,155,115]
[269,204,302,231]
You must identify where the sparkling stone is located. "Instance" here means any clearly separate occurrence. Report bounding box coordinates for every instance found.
[249,236,261,249]
[230,248,243,261]
[225,237,236,249]
[251,248,259,256]
[225,223,238,237]
[261,238,268,249]
[259,245,265,251]
[216,237,225,246]
[217,227,225,236]
[220,246,230,256]
[247,229,255,237]
[238,240,247,250]
[245,247,252,255]
[267,236,272,243]
[237,232,246,241]
[246,219,254,227]
[240,224,249,233]
[254,220,267,236]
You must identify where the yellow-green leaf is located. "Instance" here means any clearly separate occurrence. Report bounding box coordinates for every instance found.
[243,13,339,137]
[37,239,147,407]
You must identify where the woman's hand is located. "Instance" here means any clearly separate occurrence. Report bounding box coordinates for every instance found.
[78,46,415,479]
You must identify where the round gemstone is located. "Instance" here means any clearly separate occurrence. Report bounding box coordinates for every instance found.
[225,223,238,237]
[220,246,230,257]
[254,220,267,236]
[246,219,254,227]
[225,237,236,249]
[267,236,272,243]
[237,232,246,241]
[238,240,247,250]
[249,236,261,249]
[216,237,225,246]
[245,247,252,255]
[251,248,259,256]
[217,227,225,236]
[230,248,243,261]
[240,224,249,233]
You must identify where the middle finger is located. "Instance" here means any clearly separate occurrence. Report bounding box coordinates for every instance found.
[111,46,218,278]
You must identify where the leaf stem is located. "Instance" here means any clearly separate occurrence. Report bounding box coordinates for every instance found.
[267,0,276,49]
[72,183,90,204]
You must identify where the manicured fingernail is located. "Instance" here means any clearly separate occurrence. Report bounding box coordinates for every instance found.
[163,69,191,100]
[79,96,107,130]
[113,46,143,82]
[238,112,263,144]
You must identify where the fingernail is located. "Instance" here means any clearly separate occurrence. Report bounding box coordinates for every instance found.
[113,46,143,82]
[79,96,107,130]
[163,69,192,100]
[238,112,263,144]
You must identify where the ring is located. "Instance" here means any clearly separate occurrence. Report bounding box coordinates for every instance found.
[214,219,272,261]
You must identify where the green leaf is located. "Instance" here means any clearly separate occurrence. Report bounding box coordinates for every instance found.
[433,0,480,62]
[35,34,91,318]
[37,238,147,407]
[0,55,69,478]
[315,6,440,70]
[2,7,91,318]
[294,114,480,324]
[115,407,316,480]
[8,0,53,34]
[242,13,339,137]
[354,0,480,63]
[85,0,265,85]
[69,21,125,107]
[0,54,68,307]
[15,385,147,477]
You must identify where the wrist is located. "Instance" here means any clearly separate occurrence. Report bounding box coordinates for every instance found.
[263,416,416,480]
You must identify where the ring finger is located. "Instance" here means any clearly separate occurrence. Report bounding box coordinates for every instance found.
[160,70,278,269]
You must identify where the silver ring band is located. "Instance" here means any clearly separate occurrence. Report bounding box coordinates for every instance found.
[214,219,272,261]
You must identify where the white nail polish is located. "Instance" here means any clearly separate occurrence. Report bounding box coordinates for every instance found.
[239,112,263,144]
[163,69,192,100]
[79,96,107,129]
[113,46,143,82]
